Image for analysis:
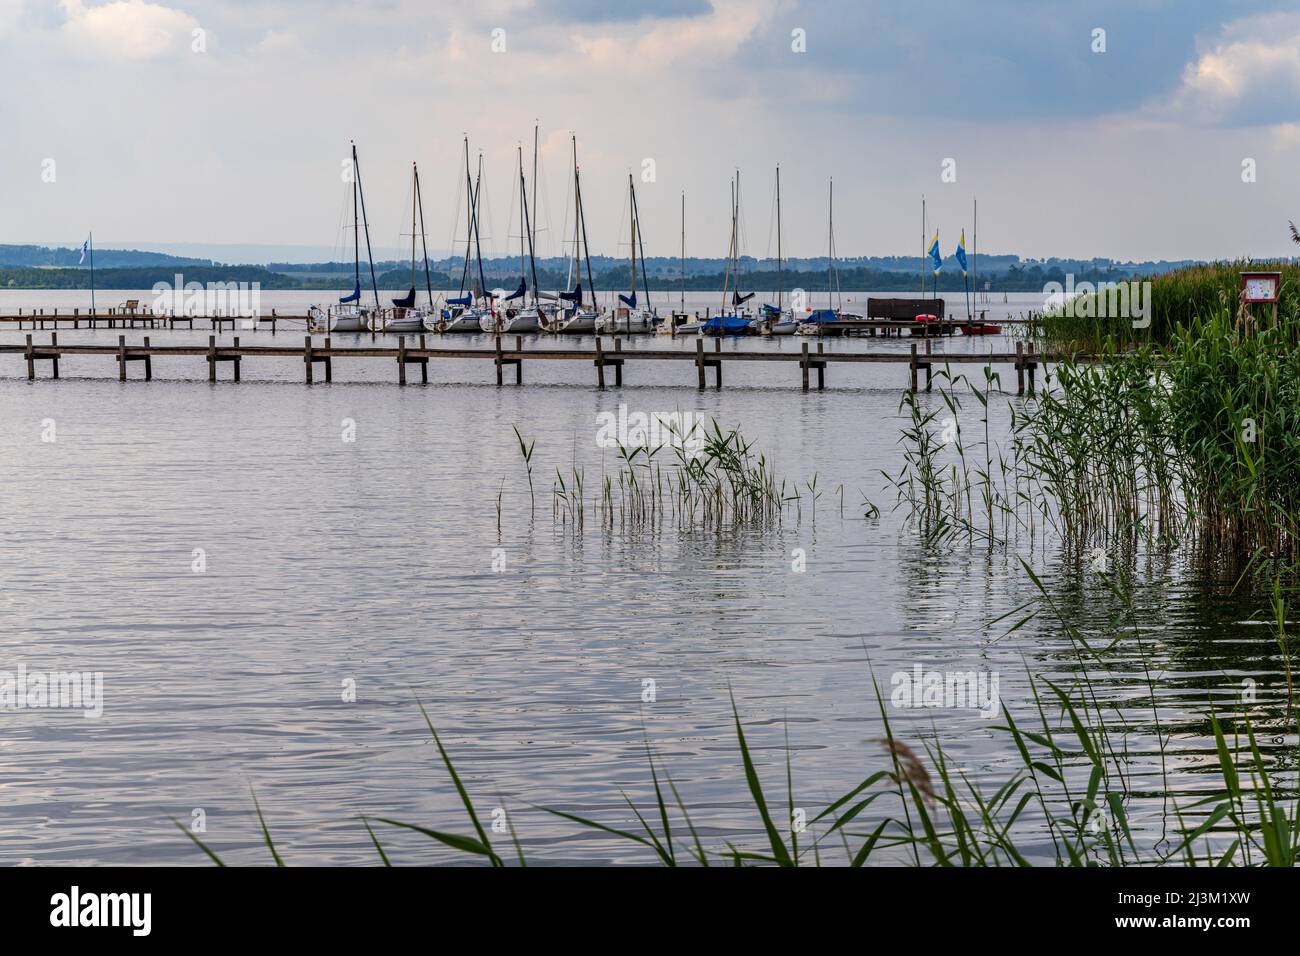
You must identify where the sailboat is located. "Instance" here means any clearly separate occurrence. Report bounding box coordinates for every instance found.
[599,173,655,334]
[700,172,754,335]
[374,163,435,333]
[436,140,494,333]
[762,166,800,335]
[309,141,380,333]
[796,178,858,335]
[554,135,602,334]
[499,144,546,334]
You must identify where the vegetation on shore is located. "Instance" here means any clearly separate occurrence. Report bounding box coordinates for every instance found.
[1038,260,1300,350]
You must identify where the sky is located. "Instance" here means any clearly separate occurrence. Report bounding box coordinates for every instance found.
[3,0,1300,262]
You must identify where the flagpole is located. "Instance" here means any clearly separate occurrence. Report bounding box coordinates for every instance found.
[89,232,96,316]
[920,197,925,296]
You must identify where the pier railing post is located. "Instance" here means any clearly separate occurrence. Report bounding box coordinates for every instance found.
[713,338,722,389]
[304,335,313,384]
[924,336,933,392]
[25,334,34,380]
[801,342,810,391]
[233,336,241,382]
[613,338,622,387]
[495,335,504,387]
[1016,341,1025,396]
[695,337,705,389]
[143,336,152,380]
[398,335,407,386]
[50,333,59,379]
[118,335,127,382]
[817,341,825,390]
[515,335,523,385]
[909,342,918,393]
[594,335,606,390]
[207,335,217,382]
[324,336,332,382]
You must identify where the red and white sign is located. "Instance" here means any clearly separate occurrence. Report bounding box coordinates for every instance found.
[1240,271,1281,303]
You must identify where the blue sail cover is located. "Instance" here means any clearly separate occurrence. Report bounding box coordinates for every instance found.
[762,303,781,315]
[618,291,637,308]
[732,290,755,306]
[339,280,361,304]
[447,293,472,306]
[392,288,416,308]
[805,309,837,323]
[558,283,582,303]
[503,278,526,301]
[702,315,752,335]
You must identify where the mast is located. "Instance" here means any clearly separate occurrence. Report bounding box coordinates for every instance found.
[569,134,579,306]
[973,197,978,308]
[472,152,487,302]
[627,173,636,306]
[415,163,434,307]
[353,141,380,311]
[409,163,417,293]
[520,146,538,305]
[88,232,95,315]
[459,136,473,297]
[351,142,360,291]
[827,178,834,311]
[518,144,527,293]
[630,177,651,313]
[776,165,782,312]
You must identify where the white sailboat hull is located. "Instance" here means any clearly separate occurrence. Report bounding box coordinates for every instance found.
[556,311,599,333]
[503,309,543,333]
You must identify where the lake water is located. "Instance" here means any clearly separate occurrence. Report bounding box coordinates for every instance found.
[0,290,1288,865]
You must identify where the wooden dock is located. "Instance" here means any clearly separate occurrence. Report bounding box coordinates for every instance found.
[2,332,1047,393]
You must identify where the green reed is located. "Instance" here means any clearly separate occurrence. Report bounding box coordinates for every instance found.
[1039,259,1300,351]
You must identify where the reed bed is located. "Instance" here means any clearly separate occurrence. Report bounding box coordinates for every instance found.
[1039,260,1300,351]
[893,301,1300,565]
[538,419,799,534]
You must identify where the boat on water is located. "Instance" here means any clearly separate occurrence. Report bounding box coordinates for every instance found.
[430,138,493,334]
[701,172,754,336]
[551,136,605,334]
[753,166,792,336]
[959,322,1002,335]
[373,161,436,333]
[785,178,850,337]
[308,141,380,333]
[598,173,656,334]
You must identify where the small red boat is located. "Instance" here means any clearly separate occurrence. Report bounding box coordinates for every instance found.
[959,323,1002,335]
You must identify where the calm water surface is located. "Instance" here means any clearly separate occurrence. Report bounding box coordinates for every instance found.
[0,291,1289,865]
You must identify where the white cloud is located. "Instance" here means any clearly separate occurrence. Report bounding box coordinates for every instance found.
[1165,12,1300,127]
[59,0,199,60]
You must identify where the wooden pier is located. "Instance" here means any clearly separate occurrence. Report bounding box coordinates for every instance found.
[3,332,1047,393]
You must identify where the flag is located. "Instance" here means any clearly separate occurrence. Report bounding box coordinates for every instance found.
[80,237,89,265]
[955,229,968,277]
[928,230,942,275]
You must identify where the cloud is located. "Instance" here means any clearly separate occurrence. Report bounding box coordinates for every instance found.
[1166,12,1300,127]
[59,0,199,60]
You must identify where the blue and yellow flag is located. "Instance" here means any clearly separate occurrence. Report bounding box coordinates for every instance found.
[927,230,942,275]
[955,229,968,277]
